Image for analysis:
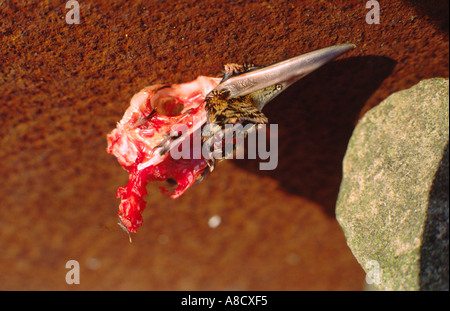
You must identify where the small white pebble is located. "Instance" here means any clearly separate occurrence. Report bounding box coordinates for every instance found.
[208,215,221,228]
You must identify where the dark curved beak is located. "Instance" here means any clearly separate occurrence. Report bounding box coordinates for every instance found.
[214,43,356,102]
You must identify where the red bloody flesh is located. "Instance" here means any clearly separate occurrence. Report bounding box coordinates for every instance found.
[107,76,221,233]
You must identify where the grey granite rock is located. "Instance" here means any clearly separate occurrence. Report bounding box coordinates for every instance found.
[336,78,449,290]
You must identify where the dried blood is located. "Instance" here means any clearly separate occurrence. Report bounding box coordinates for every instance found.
[107,76,220,233]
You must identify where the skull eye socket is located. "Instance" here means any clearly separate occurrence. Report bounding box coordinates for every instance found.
[151,87,185,116]
[166,178,177,185]
[152,96,185,116]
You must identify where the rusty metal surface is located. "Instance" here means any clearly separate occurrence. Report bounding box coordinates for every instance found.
[0,0,448,290]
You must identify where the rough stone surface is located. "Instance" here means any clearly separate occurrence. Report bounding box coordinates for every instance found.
[336,78,449,290]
